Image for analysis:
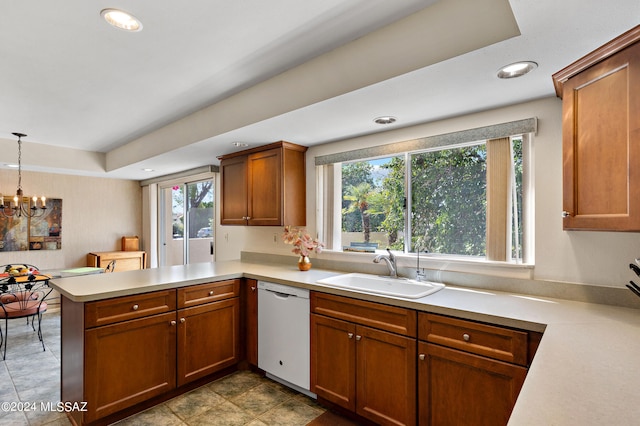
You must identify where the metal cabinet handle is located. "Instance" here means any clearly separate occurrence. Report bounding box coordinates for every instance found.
[180,318,186,323]
[419,354,425,361]
[355,335,362,341]
[251,286,256,291]
[132,304,139,311]
[463,333,470,342]
[347,333,354,339]
[170,320,176,326]
[562,211,571,218]
[209,290,214,296]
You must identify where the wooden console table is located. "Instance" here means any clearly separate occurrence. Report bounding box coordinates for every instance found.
[87,251,146,272]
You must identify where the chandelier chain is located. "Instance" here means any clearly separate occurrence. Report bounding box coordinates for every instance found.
[17,136,22,191]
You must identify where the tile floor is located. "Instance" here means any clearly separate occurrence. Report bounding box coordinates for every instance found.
[0,310,340,426]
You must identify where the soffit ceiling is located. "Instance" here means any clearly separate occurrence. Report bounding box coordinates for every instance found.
[0,0,638,180]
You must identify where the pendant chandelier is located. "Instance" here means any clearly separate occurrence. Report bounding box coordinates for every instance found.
[0,132,46,218]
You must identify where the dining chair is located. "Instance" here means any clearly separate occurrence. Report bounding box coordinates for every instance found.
[0,264,52,360]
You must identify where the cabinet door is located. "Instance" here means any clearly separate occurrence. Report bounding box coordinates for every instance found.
[220,155,248,225]
[418,342,526,426]
[310,314,356,411]
[562,42,640,230]
[244,279,258,366]
[177,298,240,386]
[356,325,416,426]
[84,312,177,422]
[247,148,282,226]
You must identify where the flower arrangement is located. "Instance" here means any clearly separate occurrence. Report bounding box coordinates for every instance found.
[282,226,324,258]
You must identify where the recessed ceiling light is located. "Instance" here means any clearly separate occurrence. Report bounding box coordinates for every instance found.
[497,61,537,79]
[101,9,143,32]
[232,142,249,147]
[374,116,397,125]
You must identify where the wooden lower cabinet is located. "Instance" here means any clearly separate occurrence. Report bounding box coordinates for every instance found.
[418,342,527,426]
[84,311,177,423]
[177,298,240,386]
[417,313,537,426]
[64,283,540,426]
[356,323,416,426]
[63,281,242,425]
[311,314,356,410]
[311,313,416,426]
[243,278,258,366]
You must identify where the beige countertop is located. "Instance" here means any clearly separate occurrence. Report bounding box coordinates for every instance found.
[49,260,640,425]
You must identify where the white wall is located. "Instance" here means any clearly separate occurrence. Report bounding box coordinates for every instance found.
[214,172,249,261]
[234,96,640,289]
[0,170,142,270]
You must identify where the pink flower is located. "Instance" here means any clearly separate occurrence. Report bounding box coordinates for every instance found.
[282,226,324,257]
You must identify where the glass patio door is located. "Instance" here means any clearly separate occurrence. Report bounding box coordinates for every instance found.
[159,179,214,266]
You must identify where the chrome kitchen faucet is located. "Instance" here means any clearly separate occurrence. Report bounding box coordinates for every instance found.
[373,248,398,278]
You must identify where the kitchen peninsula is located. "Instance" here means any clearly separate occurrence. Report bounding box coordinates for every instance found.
[50,260,640,425]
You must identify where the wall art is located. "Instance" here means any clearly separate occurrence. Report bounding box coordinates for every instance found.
[0,198,62,251]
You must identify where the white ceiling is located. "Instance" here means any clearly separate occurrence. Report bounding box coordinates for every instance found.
[0,0,638,180]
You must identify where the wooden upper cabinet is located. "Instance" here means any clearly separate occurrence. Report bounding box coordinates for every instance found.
[219,155,248,225]
[553,25,640,231]
[219,141,307,226]
[247,147,283,225]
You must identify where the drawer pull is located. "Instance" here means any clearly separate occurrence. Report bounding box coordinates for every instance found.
[463,333,470,342]
[348,333,354,339]
[180,318,186,323]
[356,335,362,341]
[132,304,139,311]
[419,354,425,361]
[170,320,176,326]
[251,286,256,291]
[209,290,214,296]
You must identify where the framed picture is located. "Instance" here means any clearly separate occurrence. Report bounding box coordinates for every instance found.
[0,197,62,252]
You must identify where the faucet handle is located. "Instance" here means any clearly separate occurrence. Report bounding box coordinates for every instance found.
[386,247,395,260]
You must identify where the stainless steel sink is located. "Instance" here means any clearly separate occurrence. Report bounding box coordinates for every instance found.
[316,273,445,299]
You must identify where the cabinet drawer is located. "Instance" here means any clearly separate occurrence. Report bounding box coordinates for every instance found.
[177,279,240,309]
[419,313,528,366]
[85,290,176,328]
[311,292,416,337]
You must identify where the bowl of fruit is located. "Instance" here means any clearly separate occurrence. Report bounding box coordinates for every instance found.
[3,264,39,277]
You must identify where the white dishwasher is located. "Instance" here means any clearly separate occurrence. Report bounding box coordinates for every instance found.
[258,281,314,397]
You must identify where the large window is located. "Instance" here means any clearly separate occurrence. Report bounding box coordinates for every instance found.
[342,156,405,252]
[320,128,531,264]
[411,143,487,256]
